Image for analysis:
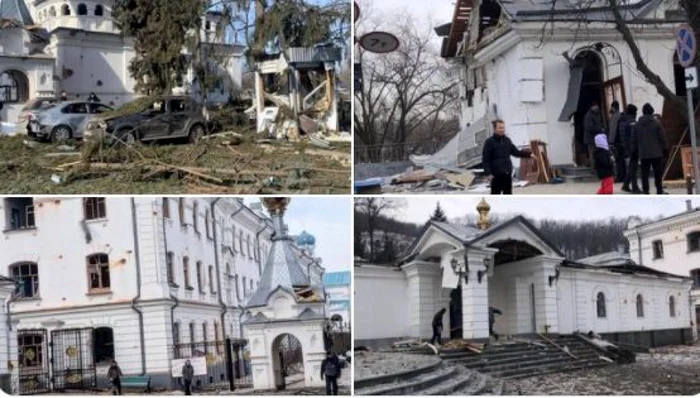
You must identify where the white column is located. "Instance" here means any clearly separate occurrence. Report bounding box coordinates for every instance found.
[403,262,440,339]
[533,257,562,334]
[461,250,492,340]
[254,71,265,133]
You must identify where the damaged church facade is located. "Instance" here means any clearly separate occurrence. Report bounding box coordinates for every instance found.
[429,0,686,167]
[0,197,326,393]
[355,199,695,349]
[0,0,244,130]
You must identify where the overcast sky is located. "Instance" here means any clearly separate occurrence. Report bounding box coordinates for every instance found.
[392,197,696,225]
[245,197,351,273]
[355,0,454,45]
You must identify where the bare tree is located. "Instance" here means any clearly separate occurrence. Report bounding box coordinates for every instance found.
[354,7,458,159]
[354,198,404,262]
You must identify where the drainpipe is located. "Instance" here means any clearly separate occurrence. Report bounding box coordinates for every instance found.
[636,226,642,265]
[162,203,180,345]
[130,198,146,375]
[211,198,228,335]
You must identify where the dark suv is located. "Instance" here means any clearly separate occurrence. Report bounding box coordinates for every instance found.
[84,96,209,144]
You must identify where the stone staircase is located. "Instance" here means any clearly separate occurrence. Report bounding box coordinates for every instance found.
[442,334,612,380]
[354,360,504,395]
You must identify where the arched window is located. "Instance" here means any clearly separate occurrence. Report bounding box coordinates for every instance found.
[178,198,185,225]
[0,70,29,103]
[192,201,199,233]
[636,294,644,317]
[208,265,215,293]
[162,198,170,219]
[246,236,251,258]
[87,253,110,292]
[669,296,676,317]
[49,6,56,17]
[596,292,606,318]
[173,322,180,345]
[95,4,104,16]
[62,4,71,16]
[93,327,114,363]
[166,251,175,284]
[77,3,87,15]
[196,261,203,292]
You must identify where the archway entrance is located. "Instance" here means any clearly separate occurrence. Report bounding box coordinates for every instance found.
[271,333,303,391]
[0,70,29,103]
[572,51,604,166]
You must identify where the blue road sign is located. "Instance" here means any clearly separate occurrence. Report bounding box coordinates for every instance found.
[676,24,697,68]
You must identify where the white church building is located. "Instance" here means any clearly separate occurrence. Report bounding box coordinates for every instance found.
[426,0,687,167]
[355,199,694,349]
[0,0,244,131]
[0,196,326,394]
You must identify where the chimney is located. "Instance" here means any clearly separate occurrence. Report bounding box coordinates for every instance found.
[687,200,693,211]
[476,198,492,230]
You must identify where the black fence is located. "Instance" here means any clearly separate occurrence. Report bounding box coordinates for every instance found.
[172,338,251,392]
[17,329,50,395]
[50,328,97,391]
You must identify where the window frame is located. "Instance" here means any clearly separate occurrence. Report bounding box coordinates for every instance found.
[86,253,111,293]
[166,251,176,286]
[163,198,170,219]
[179,198,186,226]
[83,197,107,220]
[9,262,39,299]
[688,232,700,253]
[192,202,199,234]
[636,294,644,318]
[652,239,664,259]
[669,295,676,317]
[208,265,215,294]
[596,292,606,318]
[183,256,192,290]
[196,261,204,293]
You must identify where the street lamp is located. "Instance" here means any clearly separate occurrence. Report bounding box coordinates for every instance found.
[450,252,469,285]
[477,257,491,284]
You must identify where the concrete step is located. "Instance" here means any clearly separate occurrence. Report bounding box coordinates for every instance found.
[452,372,488,395]
[466,353,603,375]
[355,365,456,395]
[452,351,602,370]
[416,368,475,395]
[495,358,609,380]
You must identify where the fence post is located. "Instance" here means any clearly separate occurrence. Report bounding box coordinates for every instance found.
[225,338,235,391]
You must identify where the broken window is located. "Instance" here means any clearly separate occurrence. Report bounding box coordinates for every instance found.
[5,198,35,231]
[670,296,676,317]
[208,265,215,294]
[183,256,191,289]
[166,252,175,285]
[652,240,664,259]
[179,198,186,226]
[83,198,106,220]
[93,327,114,363]
[95,5,104,16]
[692,269,700,288]
[18,333,44,368]
[87,253,111,292]
[196,261,203,292]
[10,262,39,298]
[596,292,606,318]
[193,202,199,233]
[163,198,170,219]
[636,294,644,317]
[687,232,700,253]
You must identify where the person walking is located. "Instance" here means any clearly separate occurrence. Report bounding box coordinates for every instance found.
[594,133,615,194]
[620,104,641,193]
[489,307,503,340]
[320,351,341,395]
[107,360,123,395]
[636,103,668,195]
[608,100,626,183]
[182,359,194,395]
[584,103,604,166]
[430,308,446,345]
[482,119,533,195]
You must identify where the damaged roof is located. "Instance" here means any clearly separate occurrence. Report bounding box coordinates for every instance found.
[243,308,325,325]
[563,260,689,280]
[576,251,632,267]
[0,0,33,26]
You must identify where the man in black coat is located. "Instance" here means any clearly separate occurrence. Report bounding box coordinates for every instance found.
[636,103,668,195]
[608,100,626,183]
[430,308,446,345]
[482,119,533,195]
[620,104,641,193]
[584,103,604,166]
[320,351,342,395]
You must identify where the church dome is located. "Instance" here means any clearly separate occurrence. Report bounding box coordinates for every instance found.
[296,231,315,246]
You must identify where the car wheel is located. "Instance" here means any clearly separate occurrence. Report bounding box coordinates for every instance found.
[124,130,138,145]
[189,124,205,144]
[51,125,72,142]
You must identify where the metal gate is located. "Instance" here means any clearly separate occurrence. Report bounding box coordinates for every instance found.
[50,328,97,391]
[172,338,252,392]
[17,329,50,395]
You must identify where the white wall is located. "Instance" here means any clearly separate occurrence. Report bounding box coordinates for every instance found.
[354,266,410,340]
[557,267,691,334]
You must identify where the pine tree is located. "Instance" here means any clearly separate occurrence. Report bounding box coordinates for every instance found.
[430,202,448,222]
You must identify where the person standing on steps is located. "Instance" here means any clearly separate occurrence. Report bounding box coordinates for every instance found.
[608,100,626,183]
[636,103,668,195]
[620,104,641,194]
[584,103,604,167]
[482,119,534,195]
[431,308,446,345]
[593,133,615,194]
[320,351,342,395]
[182,359,194,395]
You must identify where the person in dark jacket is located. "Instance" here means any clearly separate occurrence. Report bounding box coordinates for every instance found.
[430,308,446,345]
[584,103,604,166]
[482,119,533,195]
[107,360,123,395]
[594,133,615,194]
[619,104,641,193]
[87,92,101,102]
[60,91,68,102]
[489,307,503,340]
[608,100,626,183]
[182,359,194,395]
[320,351,342,395]
[636,103,668,194]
